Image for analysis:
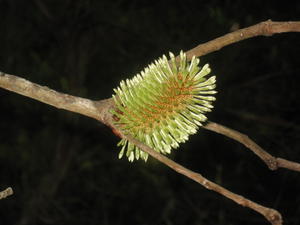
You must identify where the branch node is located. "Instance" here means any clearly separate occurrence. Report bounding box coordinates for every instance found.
[266,158,279,170]
[266,209,283,225]
[262,20,274,36]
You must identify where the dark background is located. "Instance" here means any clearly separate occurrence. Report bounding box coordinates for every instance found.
[0,1,300,225]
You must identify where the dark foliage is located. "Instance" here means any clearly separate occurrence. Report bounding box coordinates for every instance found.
[0,0,300,224]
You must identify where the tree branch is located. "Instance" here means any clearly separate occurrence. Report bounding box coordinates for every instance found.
[182,20,300,60]
[2,20,300,224]
[0,70,291,224]
[0,187,13,200]
[0,71,113,124]
[203,122,300,172]
[107,119,282,225]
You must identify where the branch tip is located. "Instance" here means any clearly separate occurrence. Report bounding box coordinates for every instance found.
[0,187,13,200]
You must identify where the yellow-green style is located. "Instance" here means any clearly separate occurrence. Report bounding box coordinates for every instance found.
[112,51,216,161]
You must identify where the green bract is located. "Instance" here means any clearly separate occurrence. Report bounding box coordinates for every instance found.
[112,51,216,162]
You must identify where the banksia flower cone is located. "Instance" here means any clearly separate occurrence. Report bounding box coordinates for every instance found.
[112,51,216,161]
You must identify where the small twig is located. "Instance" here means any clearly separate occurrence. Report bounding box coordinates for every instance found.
[182,20,300,60]
[277,158,300,172]
[110,126,283,225]
[204,121,300,172]
[0,187,13,200]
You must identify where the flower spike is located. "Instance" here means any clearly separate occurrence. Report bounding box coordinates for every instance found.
[111,51,216,162]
